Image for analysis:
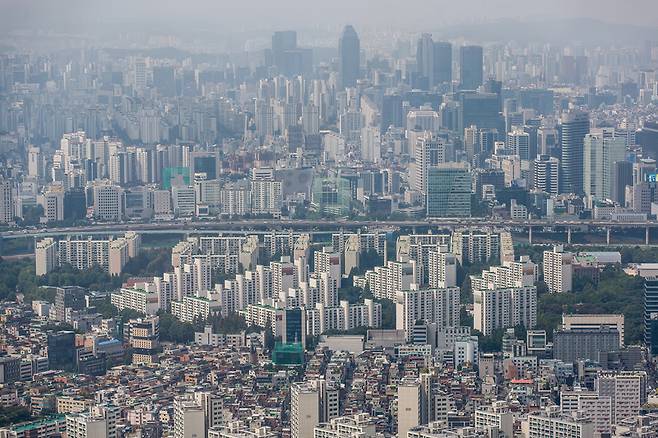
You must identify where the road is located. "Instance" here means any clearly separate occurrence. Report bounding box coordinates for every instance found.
[2,218,658,240]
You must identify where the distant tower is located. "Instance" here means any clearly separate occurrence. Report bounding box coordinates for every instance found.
[416,34,434,89]
[133,57,146,90]
[417,35,452,89]
[459,45,483,90]
[339,25,360,88]
[433,41,453,85]
[272,30,297,73]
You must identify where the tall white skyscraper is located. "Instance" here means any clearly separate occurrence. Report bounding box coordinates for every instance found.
[583,130,626,201]
[507,128,530,160]
[412,135,446,194]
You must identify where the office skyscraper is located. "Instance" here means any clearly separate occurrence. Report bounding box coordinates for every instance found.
[271,30,310,77]
[47,331,76,370]
[553,328,620,363]
[457,91,504,134]
[434,42,452,85]
[152,66,176,97]
[460,45,483,90]
[560,110,590,194]
[426,163,471,218]
[612,160,633,205]
[339,25,360,88]
[416,34,435,89]
[272,31,297,69]
[381,94,403,133]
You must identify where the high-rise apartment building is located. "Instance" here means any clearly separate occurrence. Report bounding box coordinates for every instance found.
[473,286,537,336]
[395,285,460,341]
[36,232,140,277]
[35,238,58,276]
[525,407,594,438]
[365,260,418,301]
[534,155,560,195]
[0,178,13,224]
[427,251,457,289]
[127,316,160,365]
[543,245,573,294]
[596,371,648,424]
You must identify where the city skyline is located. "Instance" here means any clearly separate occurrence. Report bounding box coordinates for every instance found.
[2,1,658,437]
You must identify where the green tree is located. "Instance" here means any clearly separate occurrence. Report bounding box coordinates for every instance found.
[0,406,31,427]
[95,298,119,319]
[208,312,248,334]
[379,298,395,329]
[18,205,44,227]
[475,329,505,352]
[157,312,196,343]
[121,248,171,277]
[536,266,643,343]
[264,321,275,351]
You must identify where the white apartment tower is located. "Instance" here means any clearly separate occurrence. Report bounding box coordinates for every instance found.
[473,286,537,336]
[543,245,573,294]
[395,285,461,341]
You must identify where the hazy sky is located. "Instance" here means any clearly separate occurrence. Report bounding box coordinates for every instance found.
[1,0,657,34]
